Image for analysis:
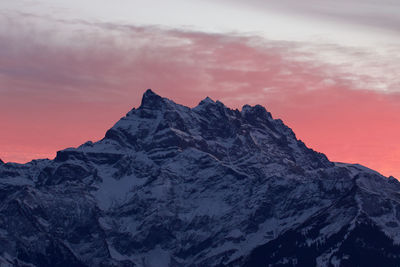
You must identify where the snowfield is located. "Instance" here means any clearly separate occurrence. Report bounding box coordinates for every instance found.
[1,89,400,266]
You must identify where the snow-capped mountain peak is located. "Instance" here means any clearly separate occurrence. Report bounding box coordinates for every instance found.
[1,89,399,267]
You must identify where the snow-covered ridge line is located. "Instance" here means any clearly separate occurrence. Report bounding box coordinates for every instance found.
[1,89,400,267]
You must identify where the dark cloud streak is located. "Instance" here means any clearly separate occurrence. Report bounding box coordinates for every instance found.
[1,12,400,178]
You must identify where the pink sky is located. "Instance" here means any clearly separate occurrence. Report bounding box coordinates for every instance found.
[1,3,400,178]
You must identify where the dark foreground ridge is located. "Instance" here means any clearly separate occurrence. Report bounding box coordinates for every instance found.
[1,89,400,267]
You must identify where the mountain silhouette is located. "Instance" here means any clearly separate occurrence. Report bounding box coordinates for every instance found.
[1,89,400,266]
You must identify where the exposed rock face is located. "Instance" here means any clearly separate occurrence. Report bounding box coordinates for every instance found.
[1,89,400,266]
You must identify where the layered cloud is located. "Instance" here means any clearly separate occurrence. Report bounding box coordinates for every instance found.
[219,0,400,35]
[1,12,400,177]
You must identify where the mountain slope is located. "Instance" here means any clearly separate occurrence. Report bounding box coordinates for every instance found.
[1,89,400,267]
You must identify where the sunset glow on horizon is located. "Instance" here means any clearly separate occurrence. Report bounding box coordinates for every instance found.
[1,0,400,178]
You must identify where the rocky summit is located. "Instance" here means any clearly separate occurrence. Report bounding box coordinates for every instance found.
[1,89,400,267]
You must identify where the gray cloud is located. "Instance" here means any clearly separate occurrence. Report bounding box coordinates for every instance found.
[215,0,400,34]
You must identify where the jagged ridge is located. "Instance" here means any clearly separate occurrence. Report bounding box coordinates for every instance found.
[1,89,400,267]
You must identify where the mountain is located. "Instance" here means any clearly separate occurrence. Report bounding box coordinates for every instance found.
[1,89,400,267]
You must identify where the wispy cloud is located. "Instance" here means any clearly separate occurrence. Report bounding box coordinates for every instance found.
[218,0,400,34]
[1,12,400,177]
